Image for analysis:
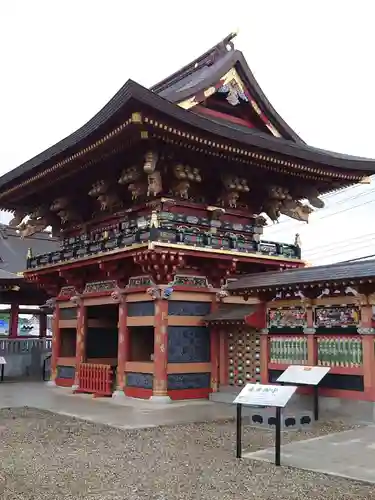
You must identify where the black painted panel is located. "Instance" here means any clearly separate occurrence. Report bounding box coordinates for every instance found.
[167,372,210,390]
[168,326,210,363]
[127,302,155,317]
[126,372,153,389]
[168,301,211,316]
[56,365,75,379]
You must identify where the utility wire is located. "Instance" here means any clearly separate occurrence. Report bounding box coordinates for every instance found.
[304,232,375,257]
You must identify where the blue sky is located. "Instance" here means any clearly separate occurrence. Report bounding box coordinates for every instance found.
[1,0,374,265]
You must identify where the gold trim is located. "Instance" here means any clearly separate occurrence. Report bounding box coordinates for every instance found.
[24,243,149,273]
[151,241,303,263]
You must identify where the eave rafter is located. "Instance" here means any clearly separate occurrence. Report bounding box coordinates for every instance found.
[0,111,368,206]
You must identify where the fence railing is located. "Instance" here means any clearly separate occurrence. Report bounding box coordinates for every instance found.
[75,363,113,397]
[0,338,52,355]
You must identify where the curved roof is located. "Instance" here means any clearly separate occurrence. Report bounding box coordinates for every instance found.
[1,35,375,194]
[152,33,304,143]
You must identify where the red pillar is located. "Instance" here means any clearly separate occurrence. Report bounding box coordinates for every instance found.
[219,328,228,385]
[73,301,87,391]
[359,303,375,399]
[114,297,129,398]
[9,303,19,338]
[151,299,170,402]
[210,326,220,392]
[49,303,60,385]
[305,305,317,365]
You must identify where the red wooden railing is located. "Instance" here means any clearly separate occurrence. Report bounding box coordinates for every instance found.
[76,363,113,397]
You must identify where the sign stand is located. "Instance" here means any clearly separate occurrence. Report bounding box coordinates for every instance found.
[236,403,242,458]
[0,357,6,383]
[234,383,297,466]
[275,407,281,466]
[277,365,330,422]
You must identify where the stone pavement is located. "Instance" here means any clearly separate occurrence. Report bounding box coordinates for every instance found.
[243,425,375,484]
[0,381,235,429]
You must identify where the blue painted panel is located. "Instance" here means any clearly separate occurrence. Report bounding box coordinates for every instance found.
[127,302,155,317]
[168,301,211,316]
[168,326,210,363]
[56,365,75,379]
[126,372,153,389]
[59,308,77,320]
[167,373,211,390]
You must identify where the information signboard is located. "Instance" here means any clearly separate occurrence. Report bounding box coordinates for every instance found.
[233,383,297,408]
[277,365,330,386]
[0,357,6,365]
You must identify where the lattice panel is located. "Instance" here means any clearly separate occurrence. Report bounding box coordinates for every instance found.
[228,330,261,386]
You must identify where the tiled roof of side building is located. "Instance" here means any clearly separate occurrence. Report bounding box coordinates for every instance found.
[227,259,375,291]
[0,225,59,274]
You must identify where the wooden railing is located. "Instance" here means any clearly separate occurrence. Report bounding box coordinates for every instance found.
[76,363,113,397]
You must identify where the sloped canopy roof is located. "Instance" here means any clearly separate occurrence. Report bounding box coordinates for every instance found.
[1,35,375,197]
[0,225,59,273]
[204,304,258,323]
[227,259,375,293]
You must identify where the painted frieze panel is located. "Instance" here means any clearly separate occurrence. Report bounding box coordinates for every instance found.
[170,275,211,288]
[167,373,210,390]
[267,307,307,330]
[228,330,261,386]
[167,326,210,363]
[127,275,155,288]
[83,280,117,294]
[314,305,360,329]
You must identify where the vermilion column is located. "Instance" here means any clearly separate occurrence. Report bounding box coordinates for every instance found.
[73,301,87,391]
[359,303,375,399]
[113,297,130,399]
[49,303,60,386]
[210,326,220,392]
[304,305,317,365]
[210,297,220,392]
[256,302,268,384]
[219,328,228,385]
[151,298,170,402]
[9,303,19,338]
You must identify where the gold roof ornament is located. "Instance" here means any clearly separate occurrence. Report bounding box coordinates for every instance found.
[26,247,33,259]
[359,176,372,184]
[294,233,302,247]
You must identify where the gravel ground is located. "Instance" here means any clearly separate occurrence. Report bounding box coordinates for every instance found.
[0,407,372,500]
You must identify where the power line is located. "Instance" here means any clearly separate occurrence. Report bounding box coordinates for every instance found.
[305,242,375,263]
[304,232,375,257]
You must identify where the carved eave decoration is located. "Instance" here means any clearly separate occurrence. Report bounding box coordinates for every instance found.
[0,106,368,209]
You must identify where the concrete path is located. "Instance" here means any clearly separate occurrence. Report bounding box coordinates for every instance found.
[243,425,375,484]
[0,381,235,429]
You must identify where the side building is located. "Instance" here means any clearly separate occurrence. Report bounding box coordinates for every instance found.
[225,260,375,418]
[0,34,374,401]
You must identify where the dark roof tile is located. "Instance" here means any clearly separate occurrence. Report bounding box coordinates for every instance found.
[227,260,375,291]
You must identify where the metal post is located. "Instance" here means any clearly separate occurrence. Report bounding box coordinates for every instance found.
[313,385,319,421]
[275,406,281,466]
[1,364,4,382]
[236,403,242,459]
